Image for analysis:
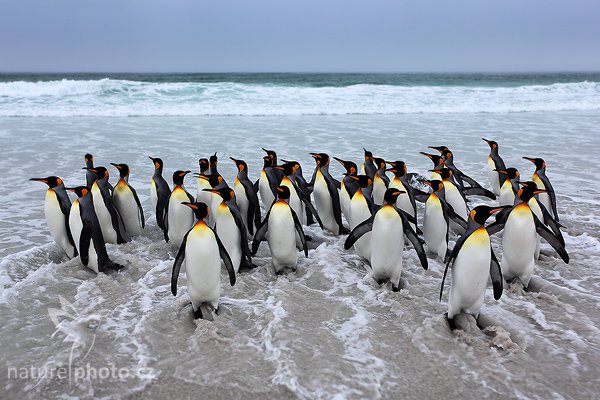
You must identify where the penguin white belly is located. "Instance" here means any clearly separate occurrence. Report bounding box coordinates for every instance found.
[267,203,298,272]
[281,178,304,248]
[314,170,337,234]
[444,182,468,234]
[113,183,141,238]
[349,193,372,262]
[532,174,552,214]
[91,183,118,244]
[499,180,515,206]
[339,180,351,223]
[214,205,242,273]
[371,206,404,287]
[69,202,99,273]
[528,198,543,260]
[424,195,447,261]
[501,205,537,286]
[185,226,222,310]
[167,188,194,248]
[196,178,212,205]
[150,179,158,209]
[447,228,491,319]
[487,157,500,195]
[259,171,275,210]
[372,176,387,206]
[45,190,75,258]
[233,178,252,238]
[390,179,416,232]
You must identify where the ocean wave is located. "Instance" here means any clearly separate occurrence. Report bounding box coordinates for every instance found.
[0,79,599,116]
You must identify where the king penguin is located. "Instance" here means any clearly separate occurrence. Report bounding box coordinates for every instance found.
[149,156,171,233]
[440,205,505,330]
[523,156,559,223]
[30,176,77,258]
[361,148,377,179]
[66,186,124,273]
[309,152,348,234]
[385,161,418,232]
[165,170,195,247]
[84,154,96,190]
[171,202,236,320]
[371,157,390,206]
[110,163,145,238]
[345,188,427,291]
[258,155,280,211]
[333,157,360,224]
[348,175,375,261]
[420,152,446,181]
[231,157,261,239]
[252,186,308,275]
[435,168,469,234]
[483,138,507,196]
[195,158,211,205]
[496,168,520,206]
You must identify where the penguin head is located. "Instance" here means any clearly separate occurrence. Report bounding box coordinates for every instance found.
[30,176,64,188]
[84,166,109,180]
[282,160,301,175]
[310,153,330,167]
[420,152,444,167]
[385,161,407,177]
[422,179,444,193]
[182,202,209,220]
[333,157,358,176]
[517,181,547,202]
[431,167,452,180]
[209,152,218,168]
[262,148,277,164]
[172,170,190,186]
[84,153,94,167]
[262,155,273,168]
[349,174,372,189]
[428,145,449,156]
[204,187,235,202]
[66,186,90,198]
[363,148,373,161]
[469,205,507,225]
[149,157,164,171]
[383,188,405,204]
[373,157,386,171]
[275,185,291,200]
[482,138,499,150]
[523,157,546,171]
[495,167,520,180]
[230,157,248,173]
[198,158,209,173]
[110,163,130,178]
[197,173,223,188]
[274,162,296,177]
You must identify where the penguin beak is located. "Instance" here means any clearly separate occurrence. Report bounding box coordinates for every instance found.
[419,152,433,159]
[533,189,548,194]
[110,163,122,170]
[274,166,284,171]
[30,178,48,183]
[482,138,491,144]
[385,168,397,173]
[203,188,219,194]
[83,167,98,173]
[196,174,210,181]
[181,202,198,210]
[276,187,285,193]
[495,169,508,175]
[229,157,238,163]
[348,175,360,181]
[490,207,507,214]
[523,157,535,163]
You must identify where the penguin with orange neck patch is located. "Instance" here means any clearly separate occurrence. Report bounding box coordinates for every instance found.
[482,138,507,195]
[110,163,145,238]
[149,156,171,233]
[231,157,261,238]
[333,157,359,222]
[309,152,348,235]
[523,156,559,223]
[164,170,195,247]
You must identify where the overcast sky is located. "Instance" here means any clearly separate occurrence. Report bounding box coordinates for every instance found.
[1,0,598,73]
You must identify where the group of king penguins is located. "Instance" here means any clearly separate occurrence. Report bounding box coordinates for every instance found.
[31,139,569,326]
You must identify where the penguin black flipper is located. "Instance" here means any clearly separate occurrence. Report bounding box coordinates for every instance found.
[100,187,127,243]
[213,229,236,286]
[490,247,503,300]
[266,168,281,197]
[162,196,170,242]
[344,216,375,250]
[442,201,468,230]
[240,178,261,235]
[412,189,430,204]
[155,179,170,231]
[185,190,195,203]
[290,208,308,257]
[397,210,428,270]
[252,207,272,254]
[56,188,78,255]
[296,182,324,229]
[462,186,497,200]
[129,185,146,229]
[230,205,254,266]
[439,228,473,301]
[325,177,348,234]
[79,224,92,267]
[538,172,559,222]
[538,201,564,245]
[486,206,512,236]
[532,213,569,263]
[171,231,190,296]
[456,172,484,189]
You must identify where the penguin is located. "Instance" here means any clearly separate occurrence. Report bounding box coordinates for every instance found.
[333,157,360,223]
[523,156,559,223]
[252,186,308,274]
[258,155,280,211]
[487,182,568,288]
[231,157,261,238]
[197,173,229,228]
[416,180,468,261]
[361,148,377,179]
[344,188,428,291]
[440,205,506,330]
[66,186,124,273]
[309,152,349,235]
[420,152,446,181]
[496,168,520,206]
[84,166,127,244]
[371,157,390,206]
[30,176,77,258]
[171,202,236,320]
[435,168,469,234]
[84,153,96,190]
[262,148,284,187]
[348,175,375,261]
[149,156,171,233]
[280,158,315,225]
[164,170,195,248]
[482,138,507,196]
[110,163,145,238]
[385,161,419,232]
[195,158,211,205]
[203,187,256,273]
[429,146,491,194]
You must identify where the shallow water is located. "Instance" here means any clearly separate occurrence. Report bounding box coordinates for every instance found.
[1,111,600,399]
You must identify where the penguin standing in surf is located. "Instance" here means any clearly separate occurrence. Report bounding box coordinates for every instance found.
[165,170,195,247]
[171,202,236,320]
[385,161,419,232]
[435,168,469,234]
[110,163,145,238]
[67,186,124,273]
[344,188,427,291]
[231,157,261,238]
[333,157,360,223]
[496,167,520,206]
[483,138,507,195]
[348,175,375,261]
[523,156,560,223]
[252,186,308,275]
[257,155,280,211]
[195,158,211,205]
[420,152,446,181]
[440,205,506,330]
[430,146,492,195]
[309,152,348,235]
[371,157,390,206]
[361,148,377,179]
[30,176,77,258]
[149,156,171,233]
[84,154,96,190]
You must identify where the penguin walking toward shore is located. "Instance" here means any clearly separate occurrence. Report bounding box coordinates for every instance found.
[203,187,256,273]
[281,159,315,225]
[197,173,228,228]
[435,168,469,234]
[420,152,446,181]
[483,138,507,195]
[348,175,375,261]
[67,186,124,273]
[195,158,211,205]
[165,170,195,247]
[252,186,308,274]
[309,152,348,235]
[149,157,171,233]
[84,154,96,190]
[85,166,126,244]
[386,161,418,232]
[523,157,560,223]
[496,168,520,206]
[371,157,389,206]
[171,202,236,320]
[334,157,360,223]
[110,163,145,238]
[231,157,261,238]
[440,205,505,330]
[345,188,427,291]
[258,155,280,211]
[487,182,568,288]
[430,146,491,194]
[30,176,77,258]
[361,148,377,179]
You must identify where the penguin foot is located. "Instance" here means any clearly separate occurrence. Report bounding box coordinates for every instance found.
[445,313,457,331]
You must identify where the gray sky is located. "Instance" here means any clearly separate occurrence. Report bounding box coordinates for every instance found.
[1,0,599,72]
